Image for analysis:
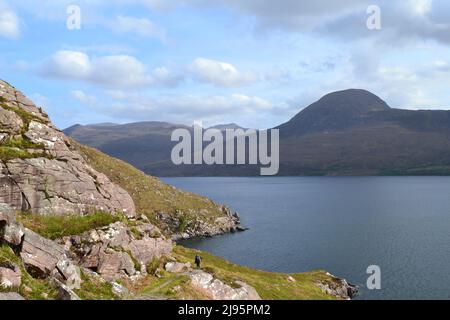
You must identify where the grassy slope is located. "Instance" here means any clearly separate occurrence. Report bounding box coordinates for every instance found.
[172,246,336,300]
[17,211,120,240]
[126,246,336,300]
[73,142,224,225]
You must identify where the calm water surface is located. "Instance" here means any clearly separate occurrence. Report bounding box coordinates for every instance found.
[162,177,450,300]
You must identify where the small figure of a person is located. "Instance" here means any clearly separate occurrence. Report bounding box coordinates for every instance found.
[195,254,202,268]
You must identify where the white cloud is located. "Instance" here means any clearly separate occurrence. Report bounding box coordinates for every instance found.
[189,58,258,87]
[42,51,92,79]
[39,50,183,88]
[0,1,20,39]
[114,92,273,116]
[408,0,433,16]
[112,15,167,41]
[84,90,275,126]
[71,90,98,106]
[90,55,152,87]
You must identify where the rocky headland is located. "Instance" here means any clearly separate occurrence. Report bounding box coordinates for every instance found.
[0,79,355,300]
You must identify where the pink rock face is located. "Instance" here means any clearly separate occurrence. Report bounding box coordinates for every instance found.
[62,221,173,281]
[0,80,135,216]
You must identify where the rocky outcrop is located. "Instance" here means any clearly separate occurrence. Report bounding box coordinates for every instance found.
[316,273,358,300]
[164,261,261,300]
[160,206,243,240]
[0,79,357,301]
[59,220,173,281]
[0,80,135,216]
[187,270,261,300]
[0,205,172,299]
[20,229,81,289]
[0,205,82,296]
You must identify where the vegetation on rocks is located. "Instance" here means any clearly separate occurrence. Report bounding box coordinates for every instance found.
[0,101,48,161]
[0,244,58,300]
[0,80,354,301]
[73,143,226,226]
[0,147,41,161]
[74,271,119,300]
[18,211,120,240]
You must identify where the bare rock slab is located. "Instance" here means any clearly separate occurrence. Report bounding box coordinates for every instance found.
[0,292,25,300]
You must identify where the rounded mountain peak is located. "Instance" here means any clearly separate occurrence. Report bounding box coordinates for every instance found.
[278,89,391,136]
[314,89,390,114]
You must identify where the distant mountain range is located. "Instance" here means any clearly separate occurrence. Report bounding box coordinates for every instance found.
[64,89,450,176]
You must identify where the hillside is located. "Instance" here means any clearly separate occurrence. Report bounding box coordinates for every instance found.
[0,79,354,300]
[66,89,450,176]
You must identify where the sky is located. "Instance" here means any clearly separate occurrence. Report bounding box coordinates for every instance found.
[1,0,450,129]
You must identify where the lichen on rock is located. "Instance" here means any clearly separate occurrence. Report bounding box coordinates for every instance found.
[0,80,135,216]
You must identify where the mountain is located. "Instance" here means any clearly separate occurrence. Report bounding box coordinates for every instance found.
[1,79,352,300]
[277,89,391,136]
[65,89,450,176]
[64,121,187,173]
[277,89,450,175]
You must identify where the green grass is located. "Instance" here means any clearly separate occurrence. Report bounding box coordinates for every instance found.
[0,136,47,161]
[2,136,45,150]
[18,211,120,240]
[178,212,195,233]
[131,272,209,300]
[172,246,338,300]
[73,142,226,227]
[0,147,37,161]
[75,271,119,300]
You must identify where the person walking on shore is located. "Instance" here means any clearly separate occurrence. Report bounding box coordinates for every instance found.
[195,254,202,268]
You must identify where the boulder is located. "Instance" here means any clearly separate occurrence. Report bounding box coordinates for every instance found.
[52,278,81,301]
[124,237,173,265]
[20,229,66,278]
[111,282,130,297]
[3,220,25,246]
[0,204,25,246]
[97,250,136,281]
[0,263,22,289]
[54,257,81,290]
[165,262,191,273]
[188,270,261,300]
[287,276,296,282]
[20,229,81,289]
